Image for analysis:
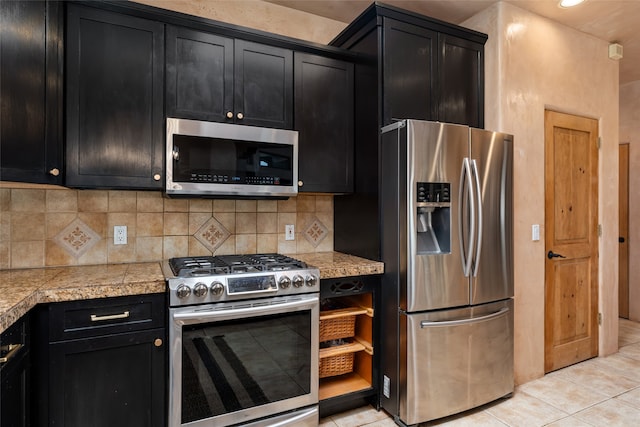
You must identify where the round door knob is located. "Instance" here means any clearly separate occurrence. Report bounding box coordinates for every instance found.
[226,111,234,119]
[193,282,208,297]
[210,281,224,296]
[176,284,191,299]
[49,168,60,176]
[298,180,303,187]
[305,274,317,287]
[236,112,244,120]
[279,276,291,289]
[292,275,304,288]
[153,173,161,181]
[154,338,163,347]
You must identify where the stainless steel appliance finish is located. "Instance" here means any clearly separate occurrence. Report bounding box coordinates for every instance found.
[166,118,299,198]
[165,254,320,427]
[380,120,514,426]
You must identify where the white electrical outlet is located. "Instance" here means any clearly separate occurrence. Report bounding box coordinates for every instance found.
[285,224,295,241]
[114,225,127,245]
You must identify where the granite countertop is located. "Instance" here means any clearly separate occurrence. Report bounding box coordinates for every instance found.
[295,252,384,279]
[0,263,165,334]
[0,252,383,334]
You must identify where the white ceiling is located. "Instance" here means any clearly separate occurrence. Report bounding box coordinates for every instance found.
[266,0,640,85]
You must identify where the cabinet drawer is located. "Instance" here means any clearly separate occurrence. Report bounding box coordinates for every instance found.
[48,294,166,341]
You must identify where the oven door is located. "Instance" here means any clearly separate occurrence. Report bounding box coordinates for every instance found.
[169,294,319,427]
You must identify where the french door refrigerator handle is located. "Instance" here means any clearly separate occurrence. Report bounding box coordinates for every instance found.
[471,159,483,277]
[420,307,509,328]
[458,158,475,277]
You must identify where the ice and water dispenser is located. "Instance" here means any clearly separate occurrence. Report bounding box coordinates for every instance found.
[416,182,451,254]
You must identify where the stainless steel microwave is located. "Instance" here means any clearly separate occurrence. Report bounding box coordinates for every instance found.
[166,118,298,198]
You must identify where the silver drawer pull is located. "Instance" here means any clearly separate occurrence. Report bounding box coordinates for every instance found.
[90,311,130,322]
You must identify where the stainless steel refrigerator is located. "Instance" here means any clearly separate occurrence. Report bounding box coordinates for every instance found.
[379,120,514,426]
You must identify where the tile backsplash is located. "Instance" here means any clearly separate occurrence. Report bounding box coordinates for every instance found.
[0,188,333,270]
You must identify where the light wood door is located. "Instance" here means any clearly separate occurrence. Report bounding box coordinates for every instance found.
[544,110,599,373]
[619,143,630,319]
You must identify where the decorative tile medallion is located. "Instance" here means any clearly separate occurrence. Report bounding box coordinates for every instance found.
[194,216,230,253]
[53,218,101,258]
[303,217,328,247]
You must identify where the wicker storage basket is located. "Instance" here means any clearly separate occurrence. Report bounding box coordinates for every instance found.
[319,314,356,342]
[319,352,354,378]
[319,307,368,342]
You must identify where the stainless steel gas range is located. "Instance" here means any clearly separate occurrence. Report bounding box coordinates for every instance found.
[164,254,320,427]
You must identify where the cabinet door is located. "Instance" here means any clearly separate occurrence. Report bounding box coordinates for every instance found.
[438,34,484,128]
[235,40,293,129]
[382,18,437,126]
[166,25,234,122]
[65,5,164,189]
[0,0,63,184]
[48,329,166,427]
[0,314,30,427]
[294,53,354,193]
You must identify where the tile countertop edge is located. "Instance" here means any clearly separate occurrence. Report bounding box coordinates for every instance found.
[0,252,383,333]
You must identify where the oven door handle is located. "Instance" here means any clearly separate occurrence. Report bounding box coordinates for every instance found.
[172,295,319,324]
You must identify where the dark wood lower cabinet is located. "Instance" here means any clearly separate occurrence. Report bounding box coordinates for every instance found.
[48,329,165,427]
[319,275,380,417]
[34,294,167,427]
[0,314,30,427]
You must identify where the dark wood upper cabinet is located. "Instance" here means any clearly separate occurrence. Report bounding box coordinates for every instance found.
[166,26,293,129]
[331,3,487,261]
[0,0,63,185]
[438,33,484,128]
[294,53,354,193]
[382,18,437,125]
[65,4,165,189]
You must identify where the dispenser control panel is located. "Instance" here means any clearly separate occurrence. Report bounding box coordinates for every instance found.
[417,182,450,203]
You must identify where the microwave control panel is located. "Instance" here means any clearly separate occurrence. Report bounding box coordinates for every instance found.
[189,173,281,185]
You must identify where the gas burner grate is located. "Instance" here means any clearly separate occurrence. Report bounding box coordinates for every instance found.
[169,256,230,277]
[169,253,308,277]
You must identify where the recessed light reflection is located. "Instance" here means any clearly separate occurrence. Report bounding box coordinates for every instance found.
[559,0,585,8]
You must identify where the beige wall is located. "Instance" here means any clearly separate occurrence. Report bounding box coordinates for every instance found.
[131,0,346,44]
[464,2,620,384]
[620,80,640,320]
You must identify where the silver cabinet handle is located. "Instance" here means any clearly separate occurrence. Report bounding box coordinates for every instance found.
[298,180,304,187]
[237,112,244,120]
[153,174,161,181]
[90,311,130,322]
[0,344,23,364]
[420,307,509,328]
[49,168,60,176]
[226,111,234,119]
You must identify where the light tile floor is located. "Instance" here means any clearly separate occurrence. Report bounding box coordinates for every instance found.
[320,318,640,427]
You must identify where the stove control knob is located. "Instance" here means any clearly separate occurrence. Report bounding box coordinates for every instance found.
[210,281,224,296]
[193,282,208,297]
[305,274,318,287]
[176,284,191,299]
[292,275,304,288]
[279,276,291,289]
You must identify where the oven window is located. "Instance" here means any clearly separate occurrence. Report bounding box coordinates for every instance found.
[181,310,311,423]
